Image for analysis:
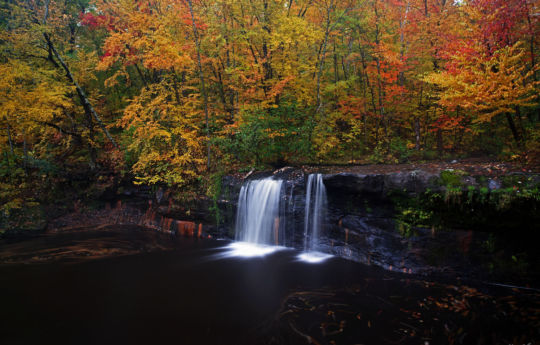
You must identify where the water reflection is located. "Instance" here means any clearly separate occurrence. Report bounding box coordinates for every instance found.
[1,228,537,345]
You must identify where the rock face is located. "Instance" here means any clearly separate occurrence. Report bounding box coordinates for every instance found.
[218,170,432,272]
[217,169,540,280]
[31,166,538,283]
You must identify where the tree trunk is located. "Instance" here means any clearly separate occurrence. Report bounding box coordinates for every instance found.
[23,130,28,175]
[4,122,13,178]
[6,121,14,156]
[437,129,443,155]
[525,3,537,82]
[187,0,211,170]
[315,0,334,114]
[134,63,149,89]
[4,151,10,177]
[333,42,338,83]
[414,118,421,151]
[359,47,378,146]
[505,112,523,148]
[43,33,119,150]
[373,1,388,149]
[84,107,97,170]
[515,106,526,142]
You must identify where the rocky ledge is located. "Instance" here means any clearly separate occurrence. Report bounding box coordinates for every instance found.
[3,164,538,285]
[218,167,540,284]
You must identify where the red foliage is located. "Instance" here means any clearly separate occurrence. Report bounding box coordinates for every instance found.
[79,12,106,29]
[80,11,117,31]
[180,11,208,31]
[472,0,531,54]
[338,96,366,119]
[439,38,480,74]
[430,114,466,132]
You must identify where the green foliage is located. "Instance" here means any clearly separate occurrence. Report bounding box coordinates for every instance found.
[391,182,540,236]
[368,144,388,164]
[0,0,539,209]
[389,139,411,163]
[422,150,439,161]
[0,197,45,235]
[391,190,439,236]
[207,171,224,226]
[396,207,434,237]
[217,103,312,166]
[439,170,466,188]
[367,139,413,164]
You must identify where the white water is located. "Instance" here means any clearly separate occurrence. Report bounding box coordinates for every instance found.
[235,178,283,245]
[217,242,288,259]
[233,174,331,263]
[297,251,333,264]
[303,174,328,252]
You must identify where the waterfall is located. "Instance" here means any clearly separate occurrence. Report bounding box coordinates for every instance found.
[235,178,283,245]
[303,174,327,252]
[230,173,331,262]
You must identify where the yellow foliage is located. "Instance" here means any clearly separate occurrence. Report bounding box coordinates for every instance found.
[120,80,205,187]
[0,59,73,150]
[425,43,538,123]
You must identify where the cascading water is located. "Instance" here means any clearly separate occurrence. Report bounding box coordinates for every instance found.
[235,178,283,245]
[226,173,331,262]
[303,174,328,252]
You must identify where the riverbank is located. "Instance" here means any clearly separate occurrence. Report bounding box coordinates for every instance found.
[2,161,539,286]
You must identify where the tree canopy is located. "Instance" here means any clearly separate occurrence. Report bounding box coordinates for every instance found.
[0,0,539,210]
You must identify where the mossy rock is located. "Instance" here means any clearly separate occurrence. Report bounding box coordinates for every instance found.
[499,174,540,190]
[438,169,467,188]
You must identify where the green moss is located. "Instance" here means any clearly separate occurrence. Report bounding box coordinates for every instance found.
[439,169,466,187]
[395,206,433,237]
[500,175,526,188]
[467,185,476,203]
[364,200,373,214]
[390,191,440,237]
[444,186,463,203]
[390,182,540,236]
[475,175,489,186]
[207,171,224,226]
[481,234,530,276]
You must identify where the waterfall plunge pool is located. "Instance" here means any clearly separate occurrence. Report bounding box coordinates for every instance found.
[213,241,334,264]
[0,225,538,345]
[216,241,290,258]
[1,175,537,344]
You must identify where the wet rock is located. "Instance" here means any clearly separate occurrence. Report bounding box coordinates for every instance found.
[462,175,478,186]
[488,179,502,190]
[216,169,540,280]
[323,170,442,197]
[383,170,440,194]
[155,187,164,204]
[323,173,385,195]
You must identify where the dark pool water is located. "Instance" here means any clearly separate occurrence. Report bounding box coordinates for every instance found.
[0,226,538,345]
